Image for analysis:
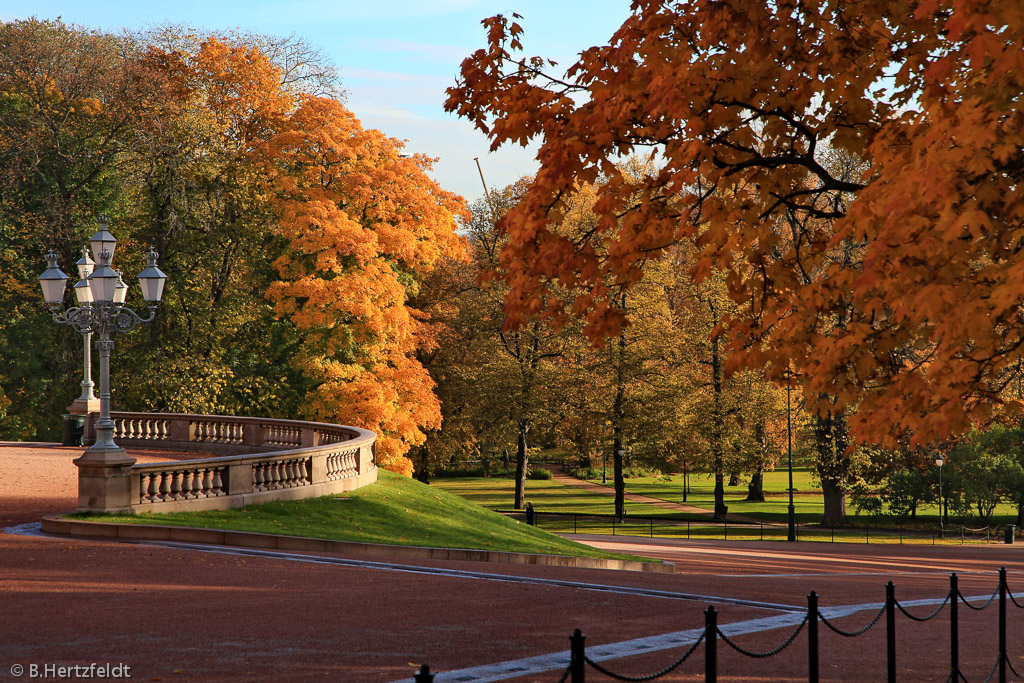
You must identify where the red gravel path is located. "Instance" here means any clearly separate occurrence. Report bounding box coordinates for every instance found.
[2,443,1024,682]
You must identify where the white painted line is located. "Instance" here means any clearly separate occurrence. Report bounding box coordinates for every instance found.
[404,594,996,683]
[2,522,45,536]
[128,539,806,612]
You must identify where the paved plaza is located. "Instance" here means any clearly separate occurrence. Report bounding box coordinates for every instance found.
[2,443,1023,682]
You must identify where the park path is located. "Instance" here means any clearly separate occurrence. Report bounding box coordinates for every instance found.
[541,464,765,524]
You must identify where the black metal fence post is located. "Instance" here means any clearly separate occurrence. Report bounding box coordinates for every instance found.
[414,664,434,682]
[705,606,718,683]
[999,567,1007,683]
[886,581,896,683]
[950,573,959,681]
[808,591,819,683]
[570,629,586,683]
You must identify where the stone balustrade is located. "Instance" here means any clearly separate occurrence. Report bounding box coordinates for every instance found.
[76,412,376,514]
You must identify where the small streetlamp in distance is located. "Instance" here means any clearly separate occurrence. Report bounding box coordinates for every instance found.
[935,453,945,539]
[787,381,796,542]
[69,247,100,417]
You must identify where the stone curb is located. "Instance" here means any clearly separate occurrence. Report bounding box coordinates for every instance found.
[40,514,675,573]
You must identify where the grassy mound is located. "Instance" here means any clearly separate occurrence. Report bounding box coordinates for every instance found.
[73,470,652,562]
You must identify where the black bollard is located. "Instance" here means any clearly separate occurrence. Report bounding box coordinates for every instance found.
[570,628,586,683]
[705,606,718,683]
[808,591,819,683]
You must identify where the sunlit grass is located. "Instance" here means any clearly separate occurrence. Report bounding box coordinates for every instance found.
[433,468,1020,545]
[69,470,653,562]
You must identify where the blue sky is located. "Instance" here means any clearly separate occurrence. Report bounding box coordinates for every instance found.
[1,1,632,204]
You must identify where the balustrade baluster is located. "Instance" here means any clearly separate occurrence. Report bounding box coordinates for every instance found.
[169,471,181,500]
[201,468,212,496]
[179,469,192,499]
[145,474,157,502]
[158,472,170,502]
[253,463,265,491]
[189,470,202,498]
[212,468,224,495]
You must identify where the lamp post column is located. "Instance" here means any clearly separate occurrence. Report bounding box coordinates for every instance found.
[787,383,796,542]
[83,330,124,457]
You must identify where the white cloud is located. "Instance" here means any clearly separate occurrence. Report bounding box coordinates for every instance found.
[342,67,449,86]
[356,109,538,203]
[252,0,482,24]
[353,37,474,63]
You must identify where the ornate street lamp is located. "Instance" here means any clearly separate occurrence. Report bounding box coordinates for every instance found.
[38,215,167,465]
[935,454,945,539]
[787,381,796,542]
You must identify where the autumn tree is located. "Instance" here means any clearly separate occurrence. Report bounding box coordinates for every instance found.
[0,19,157,436]
[265,96,466,476]
[557,176,697,519]
[446,0,1024,452]
[442,184,568,508]
[110,35,306,416]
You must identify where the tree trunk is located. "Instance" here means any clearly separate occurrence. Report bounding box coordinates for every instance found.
[682,461,689,503]
[746,467,765,502]
[514,419,529,510]
[612,327,627,521]
[613,434,625,520]
[711,335,728,520]
[414,445,430,484]
[728,471,741,487]
[816,409,850,526]
[821,476,847,526]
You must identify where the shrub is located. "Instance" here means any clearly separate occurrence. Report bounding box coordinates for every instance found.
[528,468,552,480]
[572,466,602,480]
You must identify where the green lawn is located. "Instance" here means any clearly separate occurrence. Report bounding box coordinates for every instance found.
[433,469,1021,544]
[433,469,825,523]
[606,468,825,524]
[433,476,689,519]
[70,470,653,563]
